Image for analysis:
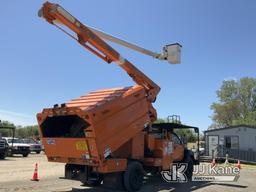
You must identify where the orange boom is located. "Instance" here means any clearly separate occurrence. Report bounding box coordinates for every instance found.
[37,2,199,191]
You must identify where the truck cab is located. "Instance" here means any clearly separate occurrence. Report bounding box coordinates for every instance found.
[150,122,200,180]
[3,137,30,157]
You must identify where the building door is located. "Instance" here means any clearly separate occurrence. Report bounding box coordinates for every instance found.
[208,136,219,157]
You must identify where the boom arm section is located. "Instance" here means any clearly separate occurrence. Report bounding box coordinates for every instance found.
[38,2,160,102]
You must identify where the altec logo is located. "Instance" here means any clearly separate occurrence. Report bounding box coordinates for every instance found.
[161,163,240,183]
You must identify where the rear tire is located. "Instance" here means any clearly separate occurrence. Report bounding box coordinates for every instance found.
[0,153,6,160]
[36,151,41,154]
[123,161,144,192]
[23,153,29,157]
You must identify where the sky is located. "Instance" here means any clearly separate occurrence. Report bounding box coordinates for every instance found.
[0,0,255,130]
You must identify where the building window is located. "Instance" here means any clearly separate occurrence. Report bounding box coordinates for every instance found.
[225,137,231,148]
[225,136,239,149]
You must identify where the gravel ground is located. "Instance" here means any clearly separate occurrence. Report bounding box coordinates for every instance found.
[0,153,255,192]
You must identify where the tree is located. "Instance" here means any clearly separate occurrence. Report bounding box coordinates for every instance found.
[0,120,39,138]
[16,125,39,138]
[174,129,198,143]
[210,77,256,128]
[0,120,15,137]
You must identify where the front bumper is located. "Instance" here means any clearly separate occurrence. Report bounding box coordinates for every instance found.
[11,147,30,154]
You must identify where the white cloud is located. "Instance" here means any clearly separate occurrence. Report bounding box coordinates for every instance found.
[0,109,36,126]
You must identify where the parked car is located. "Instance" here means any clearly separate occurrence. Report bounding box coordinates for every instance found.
[3,137,30,157]
[0,137,7,159]
[22,138,42,154]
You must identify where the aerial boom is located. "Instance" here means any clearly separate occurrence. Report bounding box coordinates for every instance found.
[38,2,160,101]
[88,27,161,60]
[87,27,182,64]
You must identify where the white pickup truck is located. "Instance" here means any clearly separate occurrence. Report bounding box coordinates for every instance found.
[3,137,30,157]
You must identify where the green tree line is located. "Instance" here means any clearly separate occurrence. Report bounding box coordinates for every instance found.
[210,77,256,129]
[0,120,39,138]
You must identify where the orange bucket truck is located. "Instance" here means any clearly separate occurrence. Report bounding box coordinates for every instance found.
[37,2,199,191]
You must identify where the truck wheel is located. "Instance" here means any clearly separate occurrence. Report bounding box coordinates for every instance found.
[23,153,29,157]
[184,157,193,181]
[124,161,144,192]
[0,153,5,160]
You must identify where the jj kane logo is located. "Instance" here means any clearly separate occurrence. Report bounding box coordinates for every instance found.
[161,163,240,183]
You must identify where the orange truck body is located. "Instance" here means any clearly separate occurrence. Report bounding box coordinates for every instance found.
[36,2,198,191]
[37,85,173,173]
[37,85,174,172]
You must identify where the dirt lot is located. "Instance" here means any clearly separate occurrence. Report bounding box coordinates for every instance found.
[0,153,256,192]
